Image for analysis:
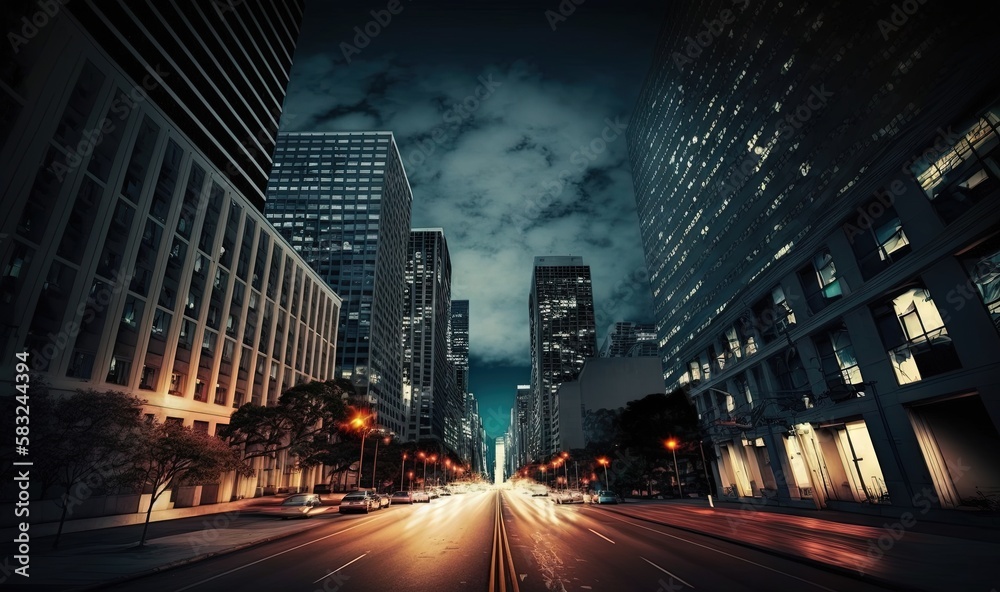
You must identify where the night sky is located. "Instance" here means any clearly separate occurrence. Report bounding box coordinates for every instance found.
[280,0,667,437]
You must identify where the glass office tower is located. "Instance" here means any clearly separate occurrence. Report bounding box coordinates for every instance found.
[266,131,413,435]
[528,256,597,459]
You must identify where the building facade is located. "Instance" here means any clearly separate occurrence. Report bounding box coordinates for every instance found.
[528,256,598,459]
[628,1,1000,514]
[402,229,462,449]
[450,299,470,397]
[0,0,341,499]
[266,131,413,435]
[600,321,658,357]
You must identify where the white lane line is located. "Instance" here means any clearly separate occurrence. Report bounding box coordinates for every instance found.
[588,528,616,544]
[173,516,386,591]
[602,513,838,592]
[312,553,369,583]
[640,556,695,589]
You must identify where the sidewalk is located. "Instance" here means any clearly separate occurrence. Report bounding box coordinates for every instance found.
[608,498,1000,592]
[16,494,348,591]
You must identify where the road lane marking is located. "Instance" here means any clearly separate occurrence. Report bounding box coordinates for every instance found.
[640,556,694,589]
[172,515,386,591]
[588,528,616,544]
[601,513,837,592]
[313,553,368,583]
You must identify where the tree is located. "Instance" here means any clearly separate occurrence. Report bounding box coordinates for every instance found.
[122,421,245,547]
[219,379,353,495]
[40,390,145,549]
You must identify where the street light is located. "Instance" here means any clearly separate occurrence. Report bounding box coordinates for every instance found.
[419,452,427,490]
[445,458,452,484]
[560,452,569,490]
[666,439,683,498]
[429,454,438,486]
[401,453,407,492]
[350,414,377,491]
[597,457,610,489]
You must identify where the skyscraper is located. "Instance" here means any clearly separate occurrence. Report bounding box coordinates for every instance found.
[528,256,597,459]
[600,321,658,357]
[449,300,470,399]
[450,300,471,458]
[266,131,413,435]
[628,2,1000,512]
[402,229,460,448]
[0,1,338,498]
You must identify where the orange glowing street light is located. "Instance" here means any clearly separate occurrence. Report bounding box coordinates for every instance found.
[597,457,610,488]
[665,439,682,497]
[418,451,428,490]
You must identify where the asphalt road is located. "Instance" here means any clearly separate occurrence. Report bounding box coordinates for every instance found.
[502,491,890,591]
[102,491,497,592]
[94,490,893,592]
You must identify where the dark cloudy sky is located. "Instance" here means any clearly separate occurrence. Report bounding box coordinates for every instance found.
[280,0,667,437]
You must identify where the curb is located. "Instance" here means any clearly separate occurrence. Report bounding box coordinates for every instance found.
[599,506,927,592]
[71,519,329,592]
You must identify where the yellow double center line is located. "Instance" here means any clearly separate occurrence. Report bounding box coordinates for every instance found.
[489,491,520,592]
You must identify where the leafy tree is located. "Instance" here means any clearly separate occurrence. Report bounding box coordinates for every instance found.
[122,421,246,547]
[219,379,352,496]
[27,388,145,549]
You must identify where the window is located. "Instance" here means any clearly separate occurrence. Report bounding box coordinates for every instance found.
[751,285,795,344]
[193,420,209,433]
[872,284,961,385]
[139,365,157,390]
[120,297,142,329]
[232,391,246,408]
[956,233,1000,331]
[151,309,171,339]
[202,330,217,356]
[910,111,1000,223]
[846,202,911,280]
[214,384,228,406]
[798,249,843,312]
[178,318,195,348]
[106,356,131,385]
[169,371,185,395]
[812,325,864,401]
[67,350,95,379]
[768,349,809,398]
[194,379,208,402]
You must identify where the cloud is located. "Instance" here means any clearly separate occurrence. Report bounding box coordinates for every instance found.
[282,33,655,367]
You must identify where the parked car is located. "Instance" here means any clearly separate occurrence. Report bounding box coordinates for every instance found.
[277,493,325,519]
[339,491,379,514]
[594,490,621,504]
[376,493,391,508]
[411,490,431,503]
[552,490,583,504]
[390,491,414,505]
[427,489,440,499]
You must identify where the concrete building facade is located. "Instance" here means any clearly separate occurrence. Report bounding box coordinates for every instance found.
[0,0,343,500]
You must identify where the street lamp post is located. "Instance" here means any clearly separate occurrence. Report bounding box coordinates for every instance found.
[419,452,427,490]
[666,439,683,498]
[445,459,451,484]
[351,415,376,491]
[597,457,610,489]
[560,452,569,490]
[430,454,438,486]
[401,453,407,492]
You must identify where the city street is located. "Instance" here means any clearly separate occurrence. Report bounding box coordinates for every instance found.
[501,492,889,592]
[56,490,898,592]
